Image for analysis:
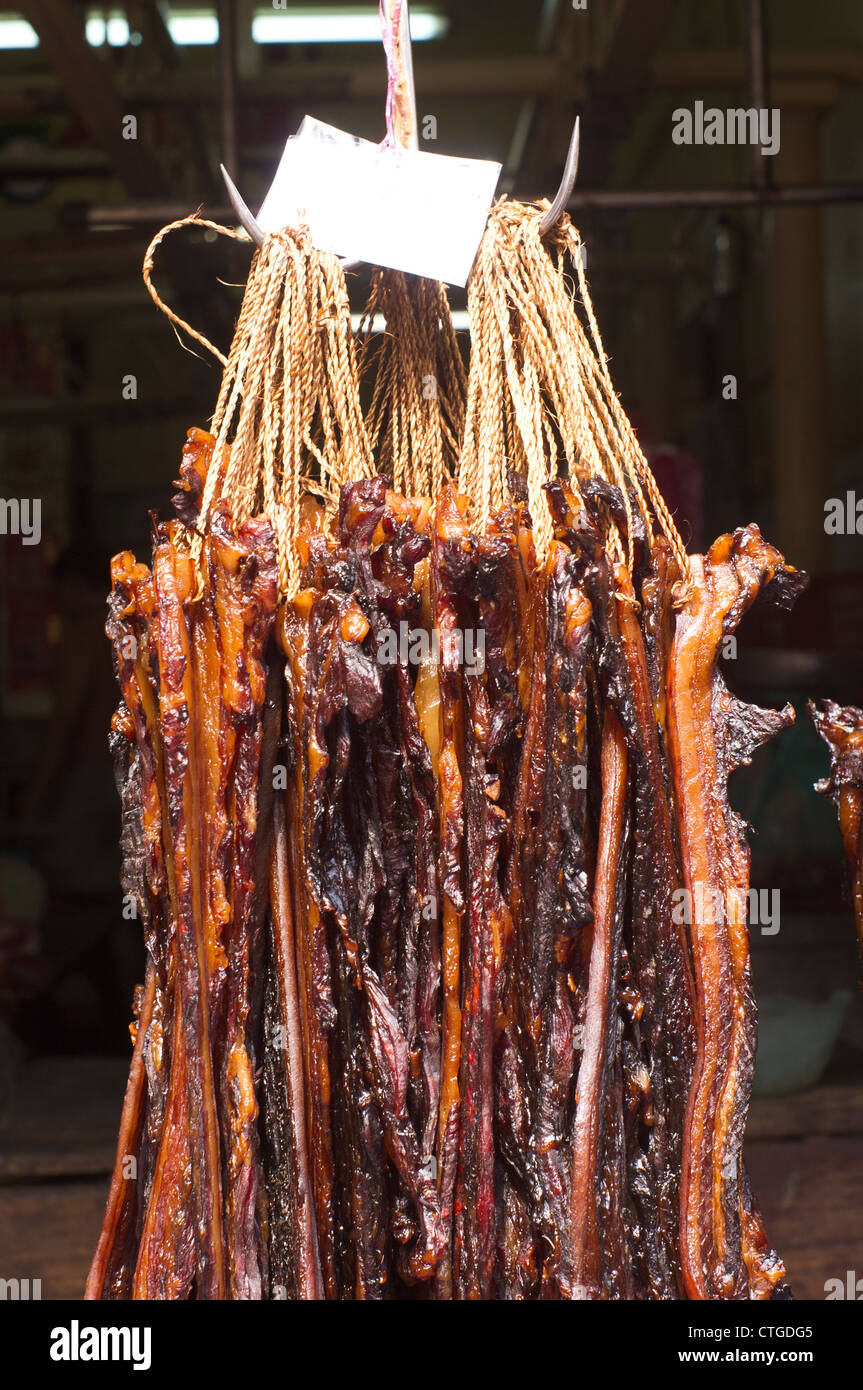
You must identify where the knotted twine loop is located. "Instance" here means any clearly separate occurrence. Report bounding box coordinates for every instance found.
[143,214,373,597]
[143,212,251,367]
[356,270,467,499]
[459,199,692,589]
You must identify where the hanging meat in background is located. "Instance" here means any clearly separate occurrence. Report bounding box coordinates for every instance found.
[811,701,863,973]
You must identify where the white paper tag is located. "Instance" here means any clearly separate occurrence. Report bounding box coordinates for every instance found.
[256,116,502,287]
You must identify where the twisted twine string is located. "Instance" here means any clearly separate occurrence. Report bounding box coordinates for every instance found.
[143,215,372,595]
[356,270,466,499]
[459,199,692,586]
[142,203,691,595]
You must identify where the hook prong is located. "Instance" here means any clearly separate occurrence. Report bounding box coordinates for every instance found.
[221,162,265,247]
[539,115,580,235]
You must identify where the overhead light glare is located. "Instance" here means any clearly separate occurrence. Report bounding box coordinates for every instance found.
[0,5,448,52]
[0,16,39,48]
[165,12,220,46]
[85,13,130,47]
[252,7,448,45]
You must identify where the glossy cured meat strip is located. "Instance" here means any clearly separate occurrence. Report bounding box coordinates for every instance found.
[133,982,196,1299]
[88,553,173,1298]
[277,591,342,1298]
[328,484,443,1287]
[430,486,470,1299]
[547,480,649,1300]
[424,497,527,1299]
[350,487,443,1189]
[163,433,278,1298]
[324,705,391,1298]
[530,554,592,1297]
[454,653,503,1298]
[263,660,324,1298]
[277,483,445,1294]
[152,526,227,1299]
[502,534,592,1298]
[293,507,388,1300]
[497,531,547,1301]
[454,512,529,1301]
[107,560,193,1301]
[203,505,278,1299]
[103,552,171,985]
[85,962,156,1299]
[615,560,695,1299]
[567,707,629,1299]
[667,526,805,1300]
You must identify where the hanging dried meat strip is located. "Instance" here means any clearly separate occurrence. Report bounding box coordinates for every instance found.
[151,526,228,1298]
[453,524,518,1300]
[261,643,326,1300]
[203,505,278,1299]
[501,528,592,1299]
[624,582,693,1295]
[85,962,157,1299]
[133,986,196,1299]
[275,480,445,1296]
[667,526,806,1300]
[430,486,470,1299]
[546,481,661,1301]
[532,552,593,1296]
[88,552,172,1299]
[426,490,530,1299]
[337,485,443,1288]
[277,583,343,1298]
[567,704,629,1299]
[264,781,324,1300]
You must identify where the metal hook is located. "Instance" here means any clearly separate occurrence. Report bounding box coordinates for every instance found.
[221,162,264,246]
[539,115,580,235]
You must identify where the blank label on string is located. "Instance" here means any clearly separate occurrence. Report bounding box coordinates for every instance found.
[256,116,502,287]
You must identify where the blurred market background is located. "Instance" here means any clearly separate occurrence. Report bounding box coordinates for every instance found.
[0,0,862,1297]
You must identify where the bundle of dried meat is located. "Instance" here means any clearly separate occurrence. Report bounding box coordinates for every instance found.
[90,165,808,1300]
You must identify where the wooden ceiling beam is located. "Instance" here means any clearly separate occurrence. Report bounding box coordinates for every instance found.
[0,55,565,114]
[19,0,164,197]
